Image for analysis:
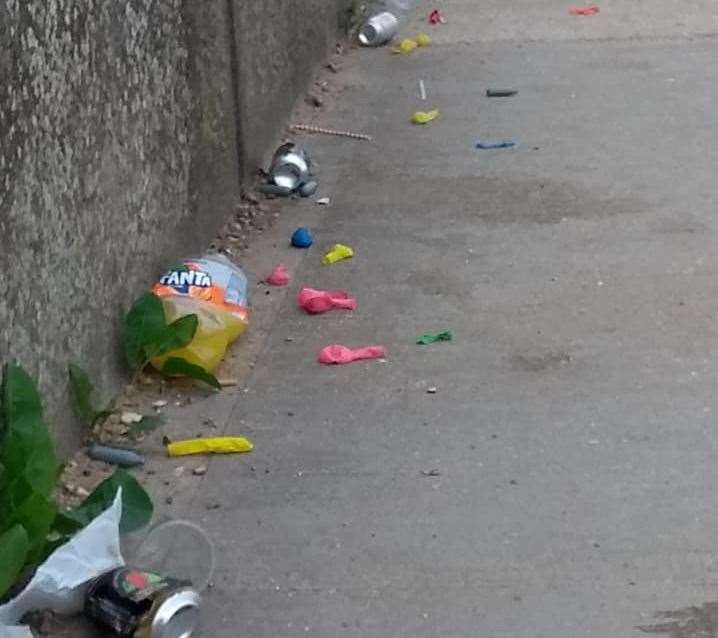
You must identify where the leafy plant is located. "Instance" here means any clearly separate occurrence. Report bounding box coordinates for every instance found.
[68,363,114,429]
[0,364,154,597]
[123,292,220,388]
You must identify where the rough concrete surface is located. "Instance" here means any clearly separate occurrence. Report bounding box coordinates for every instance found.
[0,0,347,452]
[118,1,718,637]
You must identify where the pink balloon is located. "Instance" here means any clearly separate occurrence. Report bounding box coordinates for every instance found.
[266,264,290,286]
[318,344,386,365]
[298,288,357,314]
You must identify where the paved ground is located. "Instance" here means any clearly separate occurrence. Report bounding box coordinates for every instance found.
[78,2,718,636]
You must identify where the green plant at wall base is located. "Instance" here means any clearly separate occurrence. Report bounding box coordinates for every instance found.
[124,292,220,389]
[0,364,153,598]
[68,363,115,429]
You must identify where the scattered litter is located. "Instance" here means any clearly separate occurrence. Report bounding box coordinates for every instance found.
[416,33,431,47]
[412,109,440,125]
[322,243,354,265]
[166,436,254,457]
[120,411,143,425]
[257,183,293,197]
[193,465,208,476]
[291,227,314,248]
[421,469,441,477]
[359,11,399,47]
[266,264,290,286]
[298,288,357,314]
[419,79,427,101]
[427,386,438,394]
[428,9,446,24]
[151,253,249,374]
[217,377,239,387]
[393,34,431,54]
[318,345,386,365]
[291,124,373,142]
[317,197,331,206]
[152,400,168,408]
[486,88,518,97]
[476,139,517,149]
[417,330,453,345]
[269,143,311,191]
[0,491,124,633]
[393,38,417,54]
[569,4,599,15]
[298,180,318,198]
[85,566,201,637]
[88,444,145,468]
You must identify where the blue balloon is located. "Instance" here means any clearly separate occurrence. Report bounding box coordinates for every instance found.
[291,227,313,248]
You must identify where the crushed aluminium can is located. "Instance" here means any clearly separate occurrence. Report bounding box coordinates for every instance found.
[359,12,399,46]
[84,567,201,638]
[269,148,310,191]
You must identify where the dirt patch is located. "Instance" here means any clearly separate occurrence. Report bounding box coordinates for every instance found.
[638,601,718,637]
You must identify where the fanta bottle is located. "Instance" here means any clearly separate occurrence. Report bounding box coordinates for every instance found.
[150,254,249,373]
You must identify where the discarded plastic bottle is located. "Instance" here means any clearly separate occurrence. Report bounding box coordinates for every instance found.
[151,254,249,373]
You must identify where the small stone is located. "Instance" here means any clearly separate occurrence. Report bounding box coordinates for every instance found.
[306,93,324,108]
[174,466,185,478]
[206,503,221,510]
[327,62,340,73]
[153,400,168,408]
[427,386,438,394]
[317,197,331,206]
[165,496,174,505]
[285,337,294,342]
[120,411,143,425]
[193,465,208,476]
[421,469,440,477]
[76,486,90,497]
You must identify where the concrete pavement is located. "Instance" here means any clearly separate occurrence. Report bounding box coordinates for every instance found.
[145,2,718,637]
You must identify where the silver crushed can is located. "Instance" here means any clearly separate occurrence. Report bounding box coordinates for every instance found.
[270,149,310,191]
[359,12,399,47]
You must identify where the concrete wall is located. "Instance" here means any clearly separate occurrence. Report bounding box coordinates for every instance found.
[0,0,346,453]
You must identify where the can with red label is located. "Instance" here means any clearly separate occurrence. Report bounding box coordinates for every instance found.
[84,567,200,638]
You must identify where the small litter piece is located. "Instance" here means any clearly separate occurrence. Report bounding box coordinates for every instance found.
[393,33,431,54]
[428,9,446,24]
[317,197,331,205]
[412,109,440,125]
[416,330,453,345]
[298,180,318,198]
[419,79,427,101]
[193,465,207,476]
[318,345,386,365]
[427,386,438,394]
[291,227,314,248]
[322,243,354,265]
[486,88,518,97]
[569,4,599,15]
[298,288,357,314]
[476,139,517,149]
[421,469,441,477]
[166,436,254,457]
[88,444,145,468]
[266,264,290,286]
[152,399,168,408]
[217,377,239,387]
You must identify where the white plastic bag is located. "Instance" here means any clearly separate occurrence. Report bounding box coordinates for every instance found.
[0,490,125,633]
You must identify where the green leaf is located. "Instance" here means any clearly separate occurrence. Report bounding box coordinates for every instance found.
[153,314,199,358]
[0,364,57,497]
[162,357,221,390]
[124,293,167,371]
[65,469,153,533]
[129,414,166,436]
[4,491,57,564]
[0,525,29,598]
